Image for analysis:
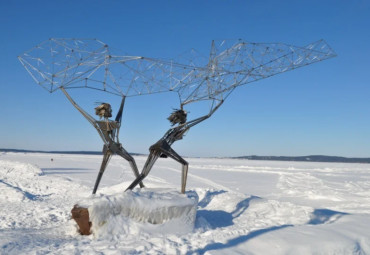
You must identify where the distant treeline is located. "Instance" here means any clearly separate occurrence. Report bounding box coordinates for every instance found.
[1,149,369,164]
[234,155,370,164]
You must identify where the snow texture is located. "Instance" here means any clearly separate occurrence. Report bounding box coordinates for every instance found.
[1,152,370,254]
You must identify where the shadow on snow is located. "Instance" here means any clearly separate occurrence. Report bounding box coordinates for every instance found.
[190,225,293,254]
[196,195,262,229]
[308,209,349,225]
[0,179,51,201]
[192,191,350,254]
[198,190,228,208]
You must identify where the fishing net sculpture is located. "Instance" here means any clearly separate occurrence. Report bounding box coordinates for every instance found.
[19,38,336,194]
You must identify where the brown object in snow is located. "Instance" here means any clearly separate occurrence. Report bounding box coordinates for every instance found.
[71,205,92,235]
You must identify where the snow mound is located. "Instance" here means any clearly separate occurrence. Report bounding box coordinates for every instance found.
[78,188,199,237]
[0,160,90,230]
[0,160,43,178]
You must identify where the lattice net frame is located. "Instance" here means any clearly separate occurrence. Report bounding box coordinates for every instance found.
[177,39,336,108]
[19,38,336,112]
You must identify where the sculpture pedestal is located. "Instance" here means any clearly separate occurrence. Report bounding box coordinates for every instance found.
[71,189,198,236]
[71,205,91,235]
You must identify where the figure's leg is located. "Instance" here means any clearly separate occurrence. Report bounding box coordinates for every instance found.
[92,146,112,194]
[115,146,145,188]
[125,150,161,191]
[160,146,189,194]
[182,164,189,194]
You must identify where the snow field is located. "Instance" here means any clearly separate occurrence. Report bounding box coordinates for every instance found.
[1,153,370,254]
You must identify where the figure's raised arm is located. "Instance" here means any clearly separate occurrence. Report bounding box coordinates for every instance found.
[115,96,126,124]
[185,99,224,129]
[60,87,97,126]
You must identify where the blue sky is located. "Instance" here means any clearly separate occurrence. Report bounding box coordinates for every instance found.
[0,0,369,157]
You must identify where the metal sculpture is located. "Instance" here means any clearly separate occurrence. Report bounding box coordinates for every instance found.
[19,38,336,194]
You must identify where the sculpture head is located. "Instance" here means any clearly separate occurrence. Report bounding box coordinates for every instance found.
[95,103,112,119]
[168,109,187,126]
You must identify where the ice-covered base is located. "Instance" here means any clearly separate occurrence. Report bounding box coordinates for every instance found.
[78,188,198,237]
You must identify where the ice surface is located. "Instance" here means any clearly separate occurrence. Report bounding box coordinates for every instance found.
[1,153,370,254]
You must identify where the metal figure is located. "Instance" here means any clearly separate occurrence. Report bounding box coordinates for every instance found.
[126,101,223,194]
[60,87,144,194]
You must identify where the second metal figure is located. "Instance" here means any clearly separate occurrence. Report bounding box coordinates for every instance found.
[126,100,224,194]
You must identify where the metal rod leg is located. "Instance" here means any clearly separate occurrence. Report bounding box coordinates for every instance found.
[159,146,189,194]
[92,147,112,194]
[116,148,145,188]
[181,164,189,194]
[125,151,160,191]
[128,161,145,188]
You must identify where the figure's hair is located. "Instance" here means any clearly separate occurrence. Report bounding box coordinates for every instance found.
[168,109,187,126]
[95,103,112,118]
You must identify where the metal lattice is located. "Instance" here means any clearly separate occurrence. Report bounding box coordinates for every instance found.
[18,38,336,111]
[18,38,195,97]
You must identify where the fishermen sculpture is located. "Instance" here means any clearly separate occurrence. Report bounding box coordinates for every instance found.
[19,38,336,195]
[60,87,144,194]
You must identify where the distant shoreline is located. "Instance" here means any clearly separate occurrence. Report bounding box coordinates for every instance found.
[233,155,370,164]
[1,148,369,164]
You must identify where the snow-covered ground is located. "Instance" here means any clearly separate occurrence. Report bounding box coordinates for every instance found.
[1,152,370,254]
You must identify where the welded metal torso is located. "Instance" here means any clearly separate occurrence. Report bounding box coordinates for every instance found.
[96,120,120,144]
